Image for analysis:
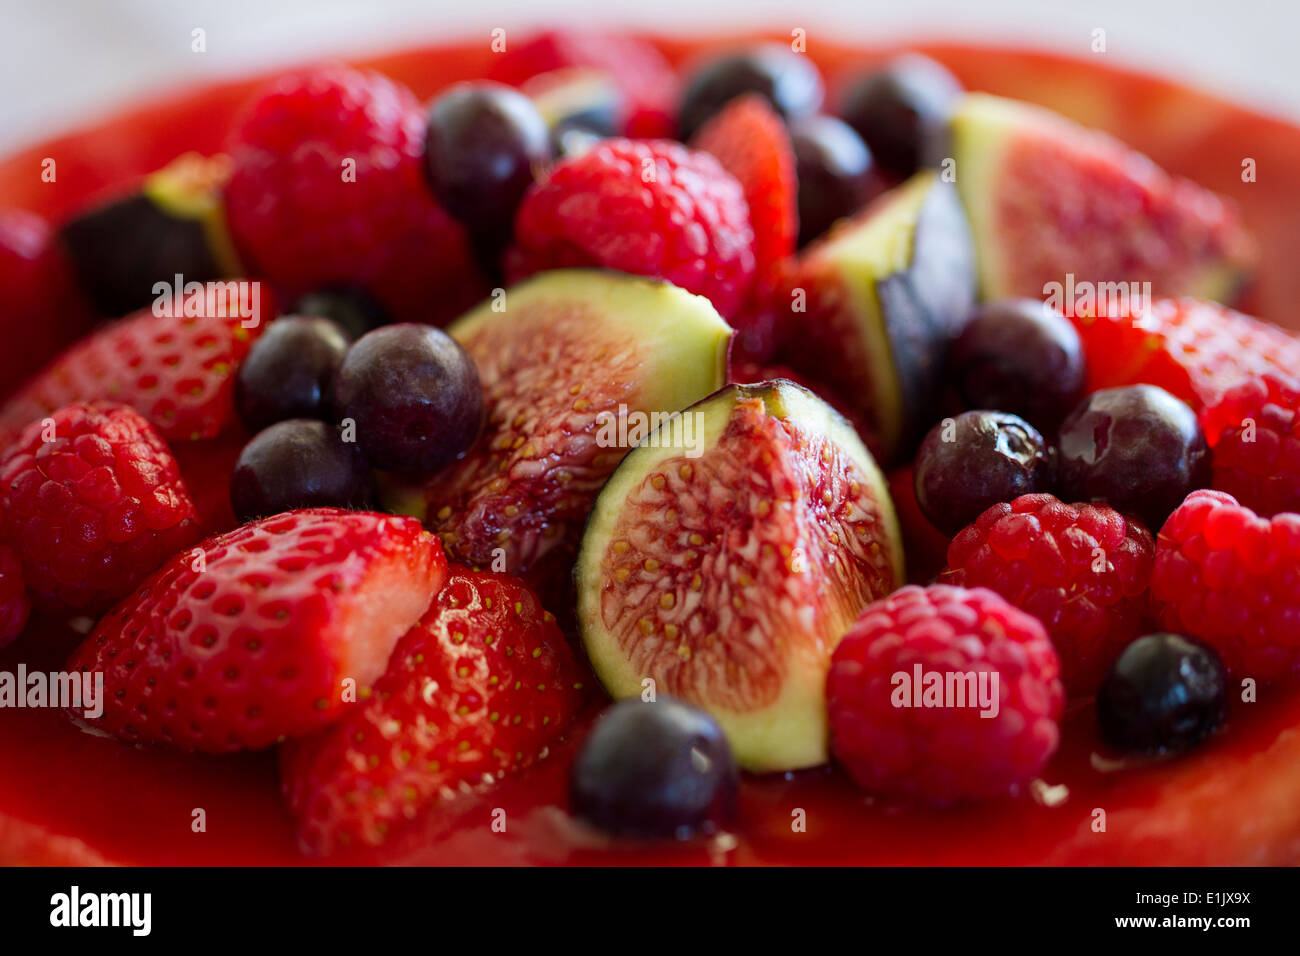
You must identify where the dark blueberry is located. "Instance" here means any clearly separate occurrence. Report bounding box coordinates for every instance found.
[424,82,552,250]
[1097,633,1226,754]
[914,410,1055,535]
[571,698,738,839]
[839,54,962,179]
[234,315,351,433]
[789,114,882,246]
[949,298,1086,433]
[230,419,374,522]
[1056,385,1210,530]
[678,44,824,141]
[331,323,484,475]
[290,286,391,340]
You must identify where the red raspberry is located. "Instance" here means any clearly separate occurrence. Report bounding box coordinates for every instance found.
[827,584,1063,805]
[0,543,30,647]
[940,494,1155,696]
[506,138,756,320]
[0,402,201,614]
[1069,297,1300,412]
[1150,489,1300,680]
[1200,374,1300,517]
[488,29,678,138]
[224,65,486,326]
[0,210,93,395]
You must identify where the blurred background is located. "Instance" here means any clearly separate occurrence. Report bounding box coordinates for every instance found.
[2,0,1298,150]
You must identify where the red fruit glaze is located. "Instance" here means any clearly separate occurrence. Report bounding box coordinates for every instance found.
[506,138,756,320]
[487,29,678,138]
[1201,374,1300,517]
[827,584,1064,804]
[1151,489,1300,680]
[941,494,1155,696]
[0,402,200,614]
[0,283,268,446]
[281,566,584,856]
[224,65,486,326]
[1069,297,1300,412]
[65,508,447,752]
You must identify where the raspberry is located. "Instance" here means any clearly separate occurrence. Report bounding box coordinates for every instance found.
[488,29,678,138]
[1200,374,1300,517]
[506,138,756,320]
[1069,297,1300,412]
[827,584,1063,805]
[0,402,200,613]
[1150,489,1300,680]
[0,543,29,647]
[940,494,1155,695]
[224,65,486,326]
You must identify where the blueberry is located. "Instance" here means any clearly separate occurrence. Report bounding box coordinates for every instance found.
[1097,633,1226,754]
[1056,385,1210,531]
[331,323,484,475]
[234,315,352,433]
[949,299,1086,433]
[571,698,738,839]
[230,419,373,522]
[290,286,392,340]
[424,82,552,251]
[914,410,1055,535]
[678,44,824,141]
[789,114,881,246]
[839,54,962,179]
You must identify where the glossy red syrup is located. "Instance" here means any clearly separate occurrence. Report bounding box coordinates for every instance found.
[2,35,1300,865]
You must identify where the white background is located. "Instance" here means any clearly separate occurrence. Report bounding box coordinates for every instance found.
[2,0,1299,151]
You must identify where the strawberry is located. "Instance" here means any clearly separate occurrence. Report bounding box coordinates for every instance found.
[1068,297,1300,412]
[65,508,447,752]
[0,280,269,446]
[691,94,798,289]
[0,401,201,614]
[280,566,585,856]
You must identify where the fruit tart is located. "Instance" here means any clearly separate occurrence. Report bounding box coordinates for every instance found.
[2,28,1300,867]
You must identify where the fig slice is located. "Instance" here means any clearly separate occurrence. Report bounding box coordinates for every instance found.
[949,92,1256,304]
[380,269,732,585]
[575,379,903,772]
[781,171,976,462]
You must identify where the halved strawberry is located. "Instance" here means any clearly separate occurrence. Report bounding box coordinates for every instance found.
[0,280,269,445]
[280,566,585,856]
[1069,297,1300,411]
[691,94,799,294]
[65,508,446,753]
